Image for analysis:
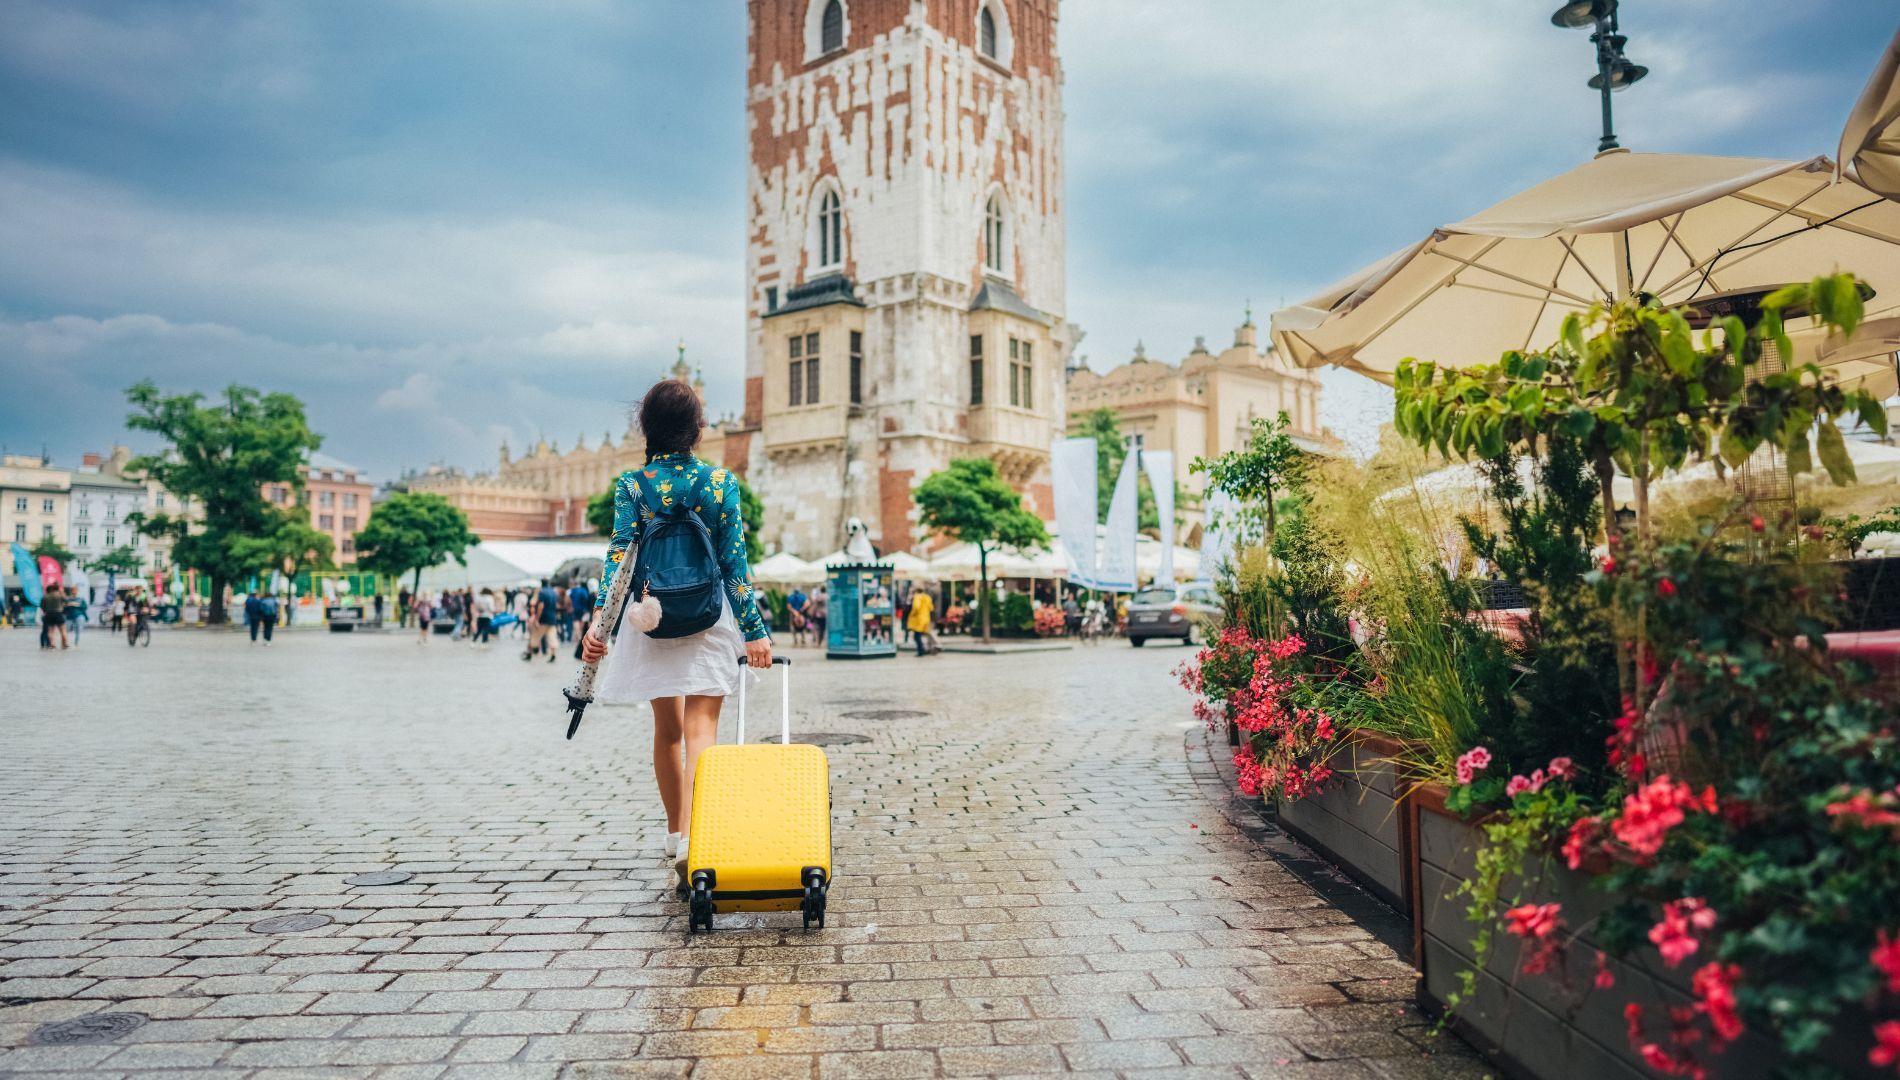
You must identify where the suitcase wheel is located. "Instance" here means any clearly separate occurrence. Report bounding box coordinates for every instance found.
[801,867,828,931]
[688,872,715,934]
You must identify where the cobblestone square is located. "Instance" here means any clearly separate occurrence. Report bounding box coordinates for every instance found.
[1,629,1486,1078]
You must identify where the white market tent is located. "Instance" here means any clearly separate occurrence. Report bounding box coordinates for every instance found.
[813,548,932,579]
[1271,149,1900,400]
[412,540,602,592]
[752,551,824,586]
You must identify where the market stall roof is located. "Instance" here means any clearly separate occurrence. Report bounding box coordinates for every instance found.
[814,549,931,579]
[752,551,824,585]
[1840,28,1900,202]
[1271,150,1900,398]
[413,540,601,591]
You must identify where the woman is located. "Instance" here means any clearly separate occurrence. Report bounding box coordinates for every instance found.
[473,588,496,646]
[580,379,772,880]
[413,590,433,644]
[906,586,937,656]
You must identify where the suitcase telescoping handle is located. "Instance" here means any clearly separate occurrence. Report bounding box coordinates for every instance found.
[734,657,793,745]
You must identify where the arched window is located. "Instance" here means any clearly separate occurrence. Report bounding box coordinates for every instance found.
[817,189,843,269]
[820,0,844,54]
[983,193,1005,274]
[979,6,997,59]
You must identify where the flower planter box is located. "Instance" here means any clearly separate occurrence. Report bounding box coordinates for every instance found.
[1273,732,1417,914]
[1411,790,1866,1080]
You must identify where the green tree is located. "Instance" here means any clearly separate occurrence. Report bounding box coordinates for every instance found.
[586,467,766,563]
[914,457,1049,642]
[352,491,478,594]
[27,535,76,566]
[1191,411,1306,543]
[86,545,144,577]
[122,381,321,624]
[233,507,335,595]
[1071,407,1186,531]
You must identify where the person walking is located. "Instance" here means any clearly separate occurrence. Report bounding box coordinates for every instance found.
[64,585,86,647]
[398,585,412,629]
[372,590,385,627]
[569,578,595,660]
[473,588,495,646]
[245,591,263,644]
[413,590,432,643]
[786,585,808,647]
[40,586,68,650]
[907,586,940,656]
[810,585,827,646]
[556,583,574,644]
[580,378,772,883]
[257,591,278,645]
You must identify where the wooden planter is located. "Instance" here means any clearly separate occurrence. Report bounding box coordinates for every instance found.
[1273,732,1419,913]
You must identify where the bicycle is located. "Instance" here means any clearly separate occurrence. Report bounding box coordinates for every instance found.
[126,612,151,647]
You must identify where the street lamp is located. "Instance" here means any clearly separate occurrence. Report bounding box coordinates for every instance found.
[1550,0,1648,153]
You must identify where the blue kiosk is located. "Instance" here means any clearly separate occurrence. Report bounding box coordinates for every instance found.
[825,561,897,659]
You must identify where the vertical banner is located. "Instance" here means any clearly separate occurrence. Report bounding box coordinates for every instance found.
[10,543,44,605]
[37,556,63,591]
[1049,437,1099,590]
[1141,450,1175,585]
[1197,488,1240,584]
[1097,452,1139,591]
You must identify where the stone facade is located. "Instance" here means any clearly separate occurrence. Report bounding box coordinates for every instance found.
[1066,317,1337,542]
[739,0,1070,557]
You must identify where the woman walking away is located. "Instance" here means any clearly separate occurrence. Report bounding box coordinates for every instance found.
[413,590,433,644]
[473,588,495,646]
[907,587,936,656]
[580,378,772,885]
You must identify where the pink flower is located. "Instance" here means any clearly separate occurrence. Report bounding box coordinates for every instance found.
[1649,899,1716,969]
[1612,776,1718,859]
[1505,769,1550,798]
[1454,746,1492,785]
[1872,1021,1900,1071]
[1873,930,1900,995]
[1503,903,1562,940]
[1563,816,1601,871]
[1547,756,1576,780]
[1691,962,1743,1045]
[1593,951,1615,990]
[1232,748,1265,798]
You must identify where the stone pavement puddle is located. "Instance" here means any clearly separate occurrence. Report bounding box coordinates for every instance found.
[0,633,1489,1077]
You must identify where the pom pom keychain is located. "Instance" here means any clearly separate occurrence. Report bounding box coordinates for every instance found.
[624,584,663,633]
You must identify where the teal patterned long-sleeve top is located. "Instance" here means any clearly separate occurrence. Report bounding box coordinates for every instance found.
[601,452,768,642]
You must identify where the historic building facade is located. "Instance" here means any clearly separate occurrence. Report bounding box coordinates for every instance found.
[729,0,1071,557]
[1066,315,1338,542]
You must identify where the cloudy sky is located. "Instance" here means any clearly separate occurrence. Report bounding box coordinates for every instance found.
[0,0,1889,479]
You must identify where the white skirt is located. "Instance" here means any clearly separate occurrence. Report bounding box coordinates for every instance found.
[596,595,746,703]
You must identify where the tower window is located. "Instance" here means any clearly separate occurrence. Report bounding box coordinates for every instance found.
[821,0,844,54]
[849,330,863,405]
[983,193,1005,274]
[788,335,804,407]
[980,6,997,59]
[817,188,843,270]
[765,286,779,313]
[969,335,985,405]
[1008,337,1032,408]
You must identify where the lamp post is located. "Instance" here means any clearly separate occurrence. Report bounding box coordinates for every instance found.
[1550,0,1648,153]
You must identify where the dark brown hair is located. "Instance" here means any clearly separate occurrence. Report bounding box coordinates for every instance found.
[638,379,704,460]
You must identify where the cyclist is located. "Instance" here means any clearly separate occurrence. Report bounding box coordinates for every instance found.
[124,588,150,646]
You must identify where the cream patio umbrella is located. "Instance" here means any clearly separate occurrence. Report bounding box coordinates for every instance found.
[1271,149,1900,399]
[1840,28,1900,202]
[751,551,824,586]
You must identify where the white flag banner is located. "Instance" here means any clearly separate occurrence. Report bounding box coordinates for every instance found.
[1198,487,1241,584]
[1050,437,1100,590]
[1141,450,1175,584]
[1098,450,1139,591]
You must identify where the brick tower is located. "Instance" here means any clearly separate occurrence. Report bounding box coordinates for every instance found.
[731,0,1069,557]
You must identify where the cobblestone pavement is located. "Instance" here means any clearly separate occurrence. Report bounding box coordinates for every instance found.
[0,626,1487,1079]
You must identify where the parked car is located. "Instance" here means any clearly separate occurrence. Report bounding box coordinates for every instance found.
[1125,584,1220,646]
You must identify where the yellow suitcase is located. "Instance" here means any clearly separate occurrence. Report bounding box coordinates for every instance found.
[685,658,831,932]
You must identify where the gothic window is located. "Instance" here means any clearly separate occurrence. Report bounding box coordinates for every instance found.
[1007,337,1032,408]
[979,6,997,59]
[976,1,1011,67]
[849,330,863,405]
[816,187,843,270]
[983,193,1005,274]
[1008,338,1020,406]
[969,335,985,405]
[788,335,804,407]
[820,0,844,53]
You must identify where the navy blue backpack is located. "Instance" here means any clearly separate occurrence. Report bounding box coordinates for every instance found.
[626,469,724,639]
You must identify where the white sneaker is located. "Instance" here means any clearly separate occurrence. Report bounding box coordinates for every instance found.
[664,832,681,859]
[675,839,689,885]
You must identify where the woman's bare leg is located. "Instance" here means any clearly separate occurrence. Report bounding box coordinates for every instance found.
[677,695,724,835]
[650,696,686,832]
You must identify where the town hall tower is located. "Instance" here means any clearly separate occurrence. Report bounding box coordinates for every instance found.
[728,0,1069,556]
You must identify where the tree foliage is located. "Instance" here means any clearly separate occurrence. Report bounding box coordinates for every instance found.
[1393,274,1887,539]
[1191,411,1306,541]
[122,381,321,623]
[352,492,477,593]
[914,457,1048,641]
[27,535,75,566]
[86,545,144,577]
[233,507,335,589]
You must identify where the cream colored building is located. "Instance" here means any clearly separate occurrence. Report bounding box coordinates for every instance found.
[1,455,71,551]
[1065,315,1337,542]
